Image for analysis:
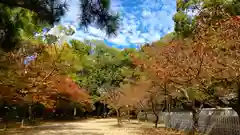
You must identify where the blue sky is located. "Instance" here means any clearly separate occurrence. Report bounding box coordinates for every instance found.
[59,0,176,48]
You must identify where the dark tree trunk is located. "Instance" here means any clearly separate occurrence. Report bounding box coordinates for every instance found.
[154,112,159,128]
[97,106,101,118]
[237,84,240,123]
[190,100,201,135]
[28,105,32,120]
[127,108,130,122]
[236,109,240,124]
[191,109,199,135]
[232,105,240,124]
[150,97,158,128]
[83,108,88,119]
[3,110,9,131]
[103,103,106,118]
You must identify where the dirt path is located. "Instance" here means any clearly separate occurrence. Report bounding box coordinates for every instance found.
[2,118,163,135]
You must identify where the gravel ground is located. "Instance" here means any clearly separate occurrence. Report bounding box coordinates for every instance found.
[0,118,164,135]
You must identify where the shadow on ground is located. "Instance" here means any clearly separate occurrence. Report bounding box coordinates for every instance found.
[1,130,104,135]
[0,118,165,135]
[0,123,101,135]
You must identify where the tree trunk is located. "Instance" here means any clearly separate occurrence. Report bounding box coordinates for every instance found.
[191,109,199,135]
[237,84,240,123]
[73,107,77,117]
[236,109,240,124]
[3,109,8,131]
[151,98,158,128]
[190,100,201,135]
[3,124,7,131]
[232,106,240,124]
[103,103,106,118]
[127,108,130,122]
[154,112,159,128]
[144,111,148,122]
[28,105,32,120]
[21,119,24,128]
[2,115,7,131]
[83,108,87,119]
[97,106,101,118]
[116,108,121,125]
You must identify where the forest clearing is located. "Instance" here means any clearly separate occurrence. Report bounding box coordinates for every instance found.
[0,0,240,135]
[1,118,179,135]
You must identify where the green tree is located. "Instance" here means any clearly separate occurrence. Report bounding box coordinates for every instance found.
[0,5,47,51]
[0,0,119,52]
[70,40,92,56]
[72,42,137,99]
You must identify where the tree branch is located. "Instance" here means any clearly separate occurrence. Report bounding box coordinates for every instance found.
[0,0,48,14]
[0,0,67,24]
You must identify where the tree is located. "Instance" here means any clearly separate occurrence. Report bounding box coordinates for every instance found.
[133,38,220,134]
[193,15,240,121]
[174,0,240,37]
[133,13,240,134]
[70,39,92,56]
[119,77,152,121]
[102,78,152,125]
[75,42,135,97]
[145,84,165,128]
[0,34,93,126]
[126,1,240,133]
[50,75,91,105]
[0,0,119,52]
[102,86,123,125]
[123,74,167,127]
[0,5,47,51]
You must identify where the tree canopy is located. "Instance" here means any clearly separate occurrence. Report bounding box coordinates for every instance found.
[0,0,119,52]
[174,0,240,37]
[1,0,240,133]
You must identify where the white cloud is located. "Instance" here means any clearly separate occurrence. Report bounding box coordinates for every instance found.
[87,27,105,38]
[85,35,102,40]
[142,10,151,17]
[129,36,146,44]
[108,34,128,45]
[71,35,84,41]
[58,0,176,48]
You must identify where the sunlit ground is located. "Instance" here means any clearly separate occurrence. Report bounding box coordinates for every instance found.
[0,118,184,135]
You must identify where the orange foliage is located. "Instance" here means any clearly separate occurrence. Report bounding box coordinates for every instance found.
[119,79,152,107]
[50,75,91,105]
[33,92,58,108]
[103,78,160,111]
[132,16,240,100]
[131,16,240,132]
[0,42,91,109]
[0,85,23,104]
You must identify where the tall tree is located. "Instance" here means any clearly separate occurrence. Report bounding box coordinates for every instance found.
[75,43,135,97]
[174,0,240,37]
[194,15,240,121]
[0,5,47,51]
[0,0,119,52]
[132,38,219,134]
[102,78,152,125]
